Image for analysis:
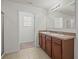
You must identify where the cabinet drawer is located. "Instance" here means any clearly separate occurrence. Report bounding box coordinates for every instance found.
[52,37,61,45]
[46,35,51,40]
[41,34,46,38]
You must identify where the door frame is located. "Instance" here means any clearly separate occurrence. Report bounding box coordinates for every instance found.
[1,11,4,55]
[17,11,36,51]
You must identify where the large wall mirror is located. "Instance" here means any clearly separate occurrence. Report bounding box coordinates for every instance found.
[47,0,76,30]
[47,15,76,29]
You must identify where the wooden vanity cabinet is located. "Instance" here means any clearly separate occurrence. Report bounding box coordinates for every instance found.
[46,35,52,57]
[39,32,74,59]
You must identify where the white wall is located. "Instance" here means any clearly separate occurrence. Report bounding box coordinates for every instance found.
[2,0,47,53]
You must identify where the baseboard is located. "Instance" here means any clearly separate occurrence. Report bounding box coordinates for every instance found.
[1,52,5,59]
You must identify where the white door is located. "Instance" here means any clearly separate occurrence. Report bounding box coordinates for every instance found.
[19,11,35,46]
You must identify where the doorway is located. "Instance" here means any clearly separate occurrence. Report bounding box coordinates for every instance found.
[18,11,35,50]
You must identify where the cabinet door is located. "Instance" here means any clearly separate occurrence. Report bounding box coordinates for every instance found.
[39,33,42,48]
[41,34,46,50]
[52,38,62,59]
[46,35,52,57]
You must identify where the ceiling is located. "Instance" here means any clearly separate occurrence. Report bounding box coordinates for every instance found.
[6,0,61,9]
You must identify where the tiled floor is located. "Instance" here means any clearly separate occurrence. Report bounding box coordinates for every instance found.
[3,48,51,59]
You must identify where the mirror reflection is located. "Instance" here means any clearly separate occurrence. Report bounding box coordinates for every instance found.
[47,0,76,29]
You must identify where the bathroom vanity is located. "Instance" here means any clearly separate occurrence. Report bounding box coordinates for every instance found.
[39,31,75,59]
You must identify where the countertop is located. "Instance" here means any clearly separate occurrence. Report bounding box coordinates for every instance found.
[40,32,75,40]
